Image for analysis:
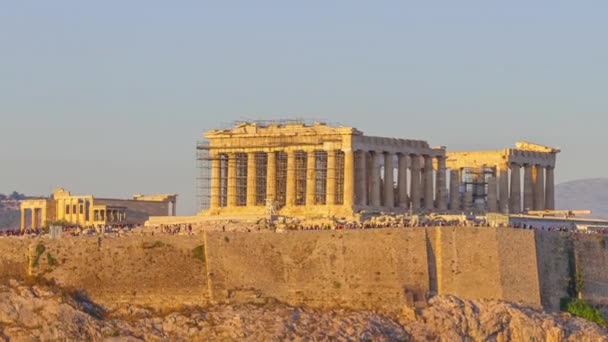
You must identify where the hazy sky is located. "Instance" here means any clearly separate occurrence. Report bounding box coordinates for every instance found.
[1,2,607,215]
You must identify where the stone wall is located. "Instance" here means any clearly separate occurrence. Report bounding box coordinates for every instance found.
[534,231,571,311]
[0,227,607,313]
[0,235,208,310]
[96,199,169,224]
[427,227,541,308]
[205,229,429,315]
[574,235,608,306]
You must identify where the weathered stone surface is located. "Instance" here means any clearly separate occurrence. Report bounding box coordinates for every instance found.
[0,281,605,341]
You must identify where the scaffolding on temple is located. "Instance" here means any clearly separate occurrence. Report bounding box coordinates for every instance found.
[196,140,212,211]
[462,166,495,213]
[196,119,345,214]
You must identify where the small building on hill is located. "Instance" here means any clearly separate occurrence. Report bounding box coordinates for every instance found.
[20,188,177,230]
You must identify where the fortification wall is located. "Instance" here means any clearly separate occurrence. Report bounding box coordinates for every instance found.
[24,235,208,310]
[534,231,571,311]
[574,235,608,305]
[0,227,606,314]
[495,228,541,306]
[427,227,502,300]
[427,227,541,307]
[205,229,429,314]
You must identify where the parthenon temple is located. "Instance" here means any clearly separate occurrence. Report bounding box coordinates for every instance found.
[197,121,559,218]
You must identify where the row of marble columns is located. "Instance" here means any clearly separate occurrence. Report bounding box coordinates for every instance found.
[447,163,555,214]
[209,150,354,209]
[511,163,555,213]
[354,151,447,211]
[207,151,555,214]
[93,209,126,222]
[20,207,44,230]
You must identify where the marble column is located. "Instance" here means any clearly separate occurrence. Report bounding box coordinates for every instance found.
[226,153,237,207]
[286,150,297,207]
[545,166,555,210]
[356,151,368,206]
[306,150,317,206]
[498,164,509,214]
[436,156,447,211]
[523,164,534,212]
[533,165,545,211]
[410,154,421,211]
[20,208,26,231]
[370,152,382,207]
[246,153,257,207]
[326,150,337,206]
[424,155,434,210]
[41,206,47,228]
[344,149,355,208]
[397,154,408,209]
[509,163,521,214]
[266,152,277,204]
[31,209,38,229]
[383,152,394,208]
[487,176,498,212]
[449,169,460,211]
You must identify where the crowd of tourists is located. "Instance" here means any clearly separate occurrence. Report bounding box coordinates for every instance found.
[2,219,608,238]
[0,224,141,238]
[158,224,193,235]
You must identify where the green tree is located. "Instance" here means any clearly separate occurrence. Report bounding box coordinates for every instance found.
[8,191,25,200]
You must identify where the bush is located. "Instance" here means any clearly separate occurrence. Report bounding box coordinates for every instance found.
[32,243,46,267]
[46,253,57,267]
[192,245,205,263]
[561,298,606,325]
[141,240,165,249]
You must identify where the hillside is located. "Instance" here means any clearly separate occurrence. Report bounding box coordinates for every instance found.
[0,280,605,340]
[556,178,608,219]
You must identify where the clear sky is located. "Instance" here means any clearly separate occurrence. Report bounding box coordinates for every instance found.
[1,1,607,215]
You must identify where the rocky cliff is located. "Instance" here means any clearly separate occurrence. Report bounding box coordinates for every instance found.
[0,280,606,341]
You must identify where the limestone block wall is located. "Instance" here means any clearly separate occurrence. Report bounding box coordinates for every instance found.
[495,228,542,306]
[534,231,571,311]
[205,229,430,314]
[96,199,169,224]
[1,227,607,314]
[574,235,608,305]
[30,235,208,310]
[427,227,541,308]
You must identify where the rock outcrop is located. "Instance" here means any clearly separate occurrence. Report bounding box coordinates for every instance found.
[0,280,606,341]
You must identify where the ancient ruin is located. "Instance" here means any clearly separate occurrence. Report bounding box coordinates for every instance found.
[20,188,177,230]
[446,142,560,214]
[196,120,559,218]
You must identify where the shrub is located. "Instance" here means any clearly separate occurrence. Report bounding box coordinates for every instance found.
[141,241,165,249]
[561,298,606,325]
[192,245,205,263]
[46,253,57,267]
[32,243,46,267]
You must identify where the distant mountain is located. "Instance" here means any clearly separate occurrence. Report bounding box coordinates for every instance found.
[556,178,608,219]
